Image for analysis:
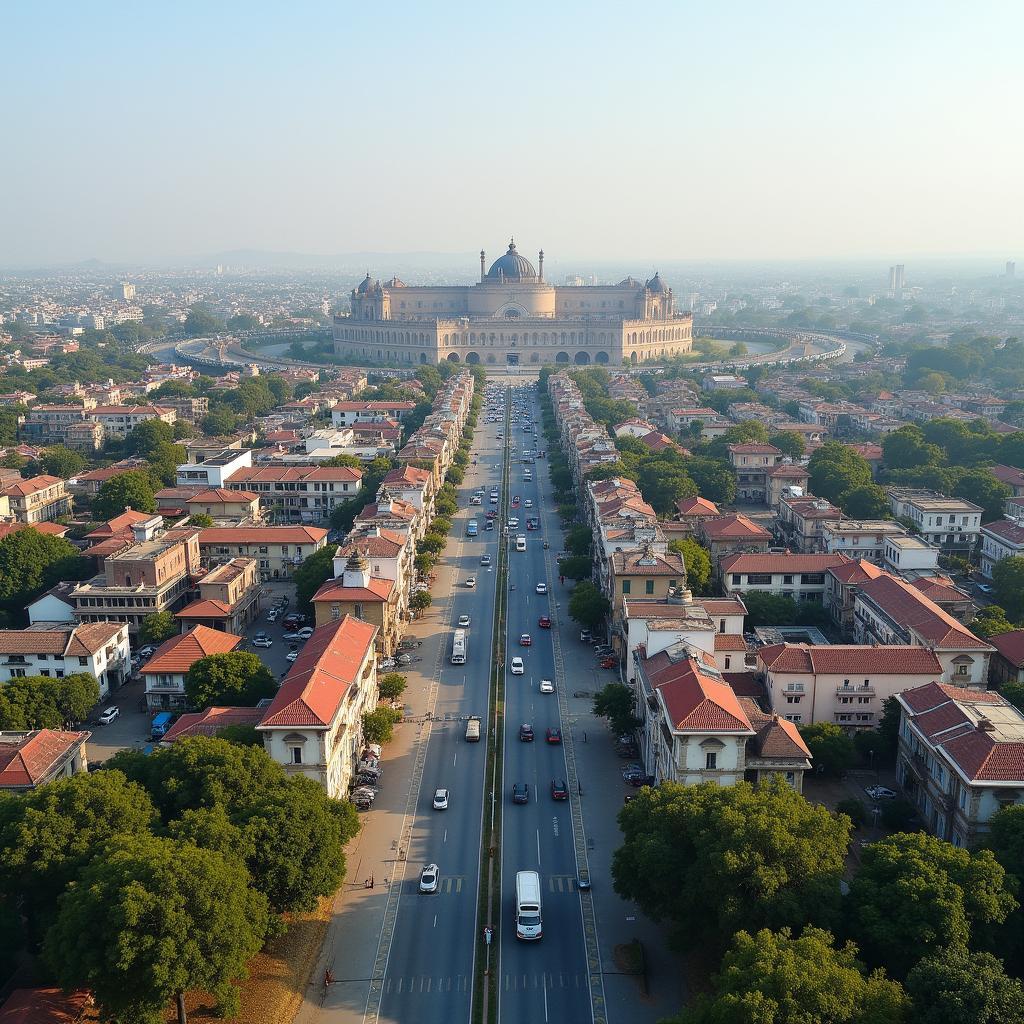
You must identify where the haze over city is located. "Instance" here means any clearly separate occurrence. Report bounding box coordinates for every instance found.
[3,0,1021,267]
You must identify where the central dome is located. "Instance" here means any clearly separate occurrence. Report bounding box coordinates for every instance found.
[486,239,537,282]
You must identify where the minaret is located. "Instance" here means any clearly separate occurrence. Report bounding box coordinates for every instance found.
[480,250,486,283]
[342,548,371,589]
[538,249,544,282]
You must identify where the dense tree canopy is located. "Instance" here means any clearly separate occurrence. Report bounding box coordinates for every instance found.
[672,926,907,1024]
[45,834,269,1024]
[993,558,1024,621]
[92,469,156,520]
[185,652,278,710]
[808,442,873,505]
[294,545,336,613]
[39,445,86,478]
[0,673,100,730]
[847,831,1016,976]
[684,456,737,506]
[567,581,610,630]
[904,946,1024,1024]
[667,538,712,594]
[613,778,850,948]
[138,610,178,648]
[592,682,639,736]
[798,722,856,777]
[125,418,175,457]
[0,528,89,618]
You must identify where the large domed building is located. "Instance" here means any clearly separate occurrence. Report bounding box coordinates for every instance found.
[333,239,693,367]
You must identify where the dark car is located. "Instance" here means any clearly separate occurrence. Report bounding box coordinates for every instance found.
[550,779,569,801]
[512,783,529,804]
[546,728,562,744]
[519,723,535,742]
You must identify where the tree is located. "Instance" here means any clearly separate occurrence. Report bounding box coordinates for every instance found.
[362,706,402,744]
[147,442,186,487]
[847,831,1016,976]
[557,555,592,581]
[837,798,868,828]
[414,552,436,575]
[769,430,806,459]
[184,652,277,710]
[0,770,156,937]
[971,605,1016,639]
[138,610,178,648]
[215,724,263,747]
[798,722,856,776]
[808,443,873,505]
[410,590,432,611]
[201,407,239,436]
[0,673,101,730]
[613,778,850,948]
[172,420,195,440]
[904,946,1024,1024]
[741,591,800,627]
[93,470,156,520]
[667,538,712,594]
[882,425,943,471]
[839,483,891,519]
[565,525,593,558]
[40,445,86,478]
[183,304,226,337]
[417,532,446,555]
[294,546,336,614]
[592,682,639,735]
[0,528,89,617]
[877,696,902,759]
[124,418,174,457]
[993,557,1024,621]
[685,456,737,506]
[672,926,907,1024]
[44,834,269,1024]
[379,673,408,700]
[568,581,610,630]
[188,512,214,528]
[227,313,261,331]
[954,470,1012,524]
[319,453,363,469]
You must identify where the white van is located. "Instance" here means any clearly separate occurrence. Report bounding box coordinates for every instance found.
[515,535,527,552]
[515,870,542,940]
[465,717,481,742]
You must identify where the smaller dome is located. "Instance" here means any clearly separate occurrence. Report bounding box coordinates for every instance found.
[618,276,642,288]
[645,273,667,294]
[356,272,378,295]
[387,276,407,288]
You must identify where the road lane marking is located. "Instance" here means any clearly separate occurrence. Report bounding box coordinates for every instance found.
[536,829,541,864]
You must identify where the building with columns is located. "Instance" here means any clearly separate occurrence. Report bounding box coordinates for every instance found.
[333,239,693,367]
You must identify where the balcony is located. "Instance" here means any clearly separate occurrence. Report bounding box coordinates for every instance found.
[781,685,805,695]
[836,684,875,696]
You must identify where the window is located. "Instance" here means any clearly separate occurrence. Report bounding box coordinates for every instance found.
[289,746,303,765]
[644,580,654,595]
[747,573,773,585]
[786,695,802,704]
[622,580,631,594]
[955,664,969,676]
[731,574,741,585]
[783,575,793,585]
[705,751,717,770]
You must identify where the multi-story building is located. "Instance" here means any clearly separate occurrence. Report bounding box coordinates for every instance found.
[88,405,176,438]
[759,643,943,730]
[854,572,993,687]
[698,514,773,576]
[607,542,689,624]
[330,400,416,427]
[0,729,91,792]
[882,535,941,578]
[721,552,850,603]
[311,549,400,657]
[896,682,1024,845]
[765,464,811,510]
[980,519,1024,578]
[176,557,262,635]
[224,465,363,523]
[142,624,243,711]
[885,488,982,556]
[0,622,130,698]
[990,630,1024,688]
[176,449,252,488]
[2,475,72,524]
[256,615,378,798]
[71,518,200,633]
[333,526,414,623]
[727,443,784,504]
[334,241,693,367]
[821,520,908,563]
[184,488,261,522]
[196,526,328,579]
[776,495,842,553]
[157,396,209,423]
[825,559,885,632]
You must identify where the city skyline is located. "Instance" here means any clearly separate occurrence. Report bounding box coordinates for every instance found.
[2,1,1022,265]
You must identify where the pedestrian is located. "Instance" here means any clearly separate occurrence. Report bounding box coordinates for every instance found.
[370,874,375,889]
[583,731,587,743]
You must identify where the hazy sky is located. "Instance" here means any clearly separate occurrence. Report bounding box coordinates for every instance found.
[3,1,1022,265]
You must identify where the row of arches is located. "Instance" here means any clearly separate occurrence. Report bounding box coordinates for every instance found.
[444,351,609,365]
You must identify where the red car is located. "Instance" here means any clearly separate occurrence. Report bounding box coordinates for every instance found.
[538,616,552,629]
[550,779,569,801]
[520,634,532,646]
[546,728,562,744]
[600,656,617,669]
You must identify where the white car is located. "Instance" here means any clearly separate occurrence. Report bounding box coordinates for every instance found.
[458,614,471,627]
[510,657,525,675]
[286,649,299,662]
[253,637,273,648]
[865,785,897,800]
[419,863,440,893]
[480,554,491,566]
[466,577,477,588]
[433,788,449,810]
[137,645,157,659]
[539,679,555,694]
[525,499,533,508]
[98,706,120,725]
[297,627,314,639]
[508,517,519,528]
[535,583,548,594]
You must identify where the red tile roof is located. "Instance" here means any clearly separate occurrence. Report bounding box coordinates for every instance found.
[991,630,1024,668]
[186,488,259,503]
[675,496,720,517]
[911,577,971,604]
[700,514,772,540]
[383,466,432,487]
[311,578,395,603]
[991,464,1024,489]
[197,526,327,545]
[162,706,263,744]
[828,559,885,585]
[0,987,91,1024]
[721,552,850,575]
[86,509,154,539]
[143,625,242,674]
[981,520,1024,545]
[739,698,812,759]
[857,573,991,649]
[644,654,753,733]
[698,597,748,616]
[0,730,89,789]
[759,642,943,676]
[258,615,377,728]
[2,475,64,497]
[227,465,362,484]
[728,443,782,455]
[0,522,67,540]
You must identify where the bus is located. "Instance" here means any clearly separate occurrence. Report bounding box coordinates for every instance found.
[451,628,467,665]
[515,870,542,940]
[467,519,478,536]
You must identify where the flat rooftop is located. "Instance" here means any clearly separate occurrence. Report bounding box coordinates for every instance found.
[753,626,830,647]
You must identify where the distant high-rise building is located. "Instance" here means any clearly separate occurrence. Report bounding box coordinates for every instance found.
[888,264,905,298]
[1007,261,1016,278]
[118,282,135,302]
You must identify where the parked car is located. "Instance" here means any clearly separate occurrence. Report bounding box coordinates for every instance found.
[97,706,120,725]
[267,609,279,623]
[580,630,593,642]
[253,637,273,648]
[419,863,440,894]
[550,779,569,801]
[286,648,299,662]
[865,785,897,800]
[137,645,157,659]
[458,614,472,627]
[519,723,534,741]
[283,631,304,641]
[297,627,314,640]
